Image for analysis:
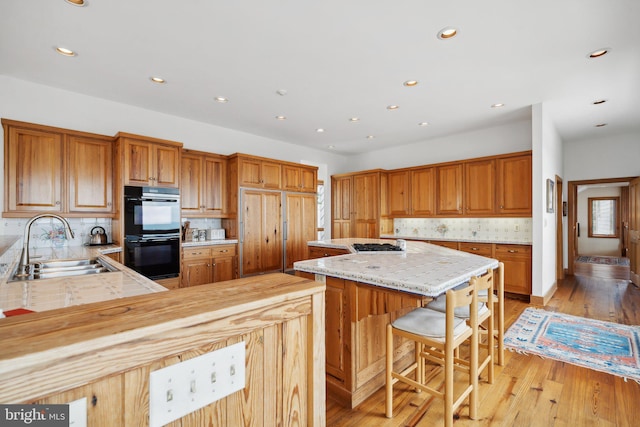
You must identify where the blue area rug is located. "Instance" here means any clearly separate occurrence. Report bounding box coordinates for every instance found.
[575,255,629,266]
[504,308,640,383]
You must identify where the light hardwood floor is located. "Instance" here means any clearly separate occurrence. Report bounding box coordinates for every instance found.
[326,263,640,426]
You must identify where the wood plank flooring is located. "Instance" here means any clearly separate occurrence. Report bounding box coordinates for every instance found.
[326,263,640,426]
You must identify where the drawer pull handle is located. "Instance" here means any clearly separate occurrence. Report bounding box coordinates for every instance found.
[220,249,228,253]
[471,247,479,251]
[508,249,518,253]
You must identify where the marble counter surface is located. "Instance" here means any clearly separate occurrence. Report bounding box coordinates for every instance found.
[0,239,166,315]
[296,239,498,297]
[182,239,238,247]
[380,234,532,245]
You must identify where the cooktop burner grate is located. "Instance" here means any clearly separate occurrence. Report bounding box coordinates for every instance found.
[352,243,403,252]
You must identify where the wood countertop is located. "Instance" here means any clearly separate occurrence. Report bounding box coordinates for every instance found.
[0,273,325,403]
[296,239,499,297]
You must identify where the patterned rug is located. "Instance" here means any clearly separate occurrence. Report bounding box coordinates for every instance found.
[575,255,630,266]
[504,308,640,383]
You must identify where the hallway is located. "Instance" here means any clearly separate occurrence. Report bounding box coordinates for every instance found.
[327,266,640,426]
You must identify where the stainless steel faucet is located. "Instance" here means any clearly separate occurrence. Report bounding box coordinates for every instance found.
[14,214,75,278]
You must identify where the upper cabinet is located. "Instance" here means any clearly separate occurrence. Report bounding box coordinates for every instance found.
[436,163,464,215]
[116,133,182,188]
[3,119,114,217]
[332,170,384,239]
[237,156,281,189]
[181,149,227,217]
[496,154,532,215]
[387,167,436,216]
[464,159,495,215]
[282,164,317,193]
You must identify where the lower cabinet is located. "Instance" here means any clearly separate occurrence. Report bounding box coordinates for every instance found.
[307,246,350,259]
[181,244,237,287]
[495,244,532,296]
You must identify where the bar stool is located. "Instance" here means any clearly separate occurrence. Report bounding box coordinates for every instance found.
[385,279,481,427]
[425,269,495,383]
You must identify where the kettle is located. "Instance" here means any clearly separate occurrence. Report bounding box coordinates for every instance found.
[89,226,108,245]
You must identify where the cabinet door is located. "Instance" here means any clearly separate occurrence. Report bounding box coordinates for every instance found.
[285,193,317,269]
[411,167,435,216]
[299,167,317,192]
[465,159,495,215]
[332,176,352,238]
[154,144,180,188]
[436,164,464,215]
[242,190,283,275]
[6,126,63,212]
[182,258,212,287]
[212,256,236,282]
[239,158,263,187]
[495,244,532,295]
[68,135,113,214]
[497,155,532,215]
[123,139,153,186]
[388,170,410,216]
[325,277,348,383]
[180,154,202,215]
[261,161,282,189]
[282,165,302,192]
[353,173,379,238]
[203,156,225,215]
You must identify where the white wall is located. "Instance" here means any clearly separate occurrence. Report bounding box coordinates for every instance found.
[343,119,533,172]
[532,103,564,299]
[576,186,622,256]
[0,75,349,234]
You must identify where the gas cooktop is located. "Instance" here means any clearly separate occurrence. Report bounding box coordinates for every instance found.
[352,243,403,252]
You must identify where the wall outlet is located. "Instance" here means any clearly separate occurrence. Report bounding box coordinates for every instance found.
[514,224,520,232]
[149,342,245,427]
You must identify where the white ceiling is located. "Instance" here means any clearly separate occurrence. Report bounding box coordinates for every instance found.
[1,0,638,154]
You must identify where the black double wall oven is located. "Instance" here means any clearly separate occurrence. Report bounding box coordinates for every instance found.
[123,186,180,280]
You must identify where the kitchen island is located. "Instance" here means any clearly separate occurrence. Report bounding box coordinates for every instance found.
[294,238,499,408]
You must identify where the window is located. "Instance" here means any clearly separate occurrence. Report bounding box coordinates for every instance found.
[588,197,619,238]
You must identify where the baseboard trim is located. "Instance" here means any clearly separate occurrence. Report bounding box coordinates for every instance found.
[530,282,558,306]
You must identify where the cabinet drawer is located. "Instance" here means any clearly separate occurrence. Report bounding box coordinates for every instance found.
[211,244,237,257]
[429,240,459,250]
[458,242,493,257]
[182,247,212,259]
[308,246,350,259]
[495,244,531,257]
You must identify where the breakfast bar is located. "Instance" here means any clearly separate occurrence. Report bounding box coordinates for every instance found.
[294,239,499,408]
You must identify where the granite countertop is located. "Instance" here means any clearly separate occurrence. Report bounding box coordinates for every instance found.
[295,239,498,297]
[0,238,166,315]
[380,234,532,245]
[182,239,238,247]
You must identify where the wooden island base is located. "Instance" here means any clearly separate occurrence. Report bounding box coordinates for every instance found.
[0,273,326,427]
[298,272,428,408]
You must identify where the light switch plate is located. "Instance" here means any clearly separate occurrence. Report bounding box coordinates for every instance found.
[68,397,87,427]
[149,342,245,427]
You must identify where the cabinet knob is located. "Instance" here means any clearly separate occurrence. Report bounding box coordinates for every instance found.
[500,205,504,209]
[55,201,60,205]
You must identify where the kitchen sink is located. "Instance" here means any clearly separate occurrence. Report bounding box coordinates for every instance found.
[9,257,117,281]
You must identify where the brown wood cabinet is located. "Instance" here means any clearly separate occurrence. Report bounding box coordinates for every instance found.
[429,240,460,250]
[308,246,350,259]
[181,149,227,217]
[497,154,532,215]
[436,163,464,215]
[388,170,410,216]
[465,158,495,215]
[3,119,114,217]
[285,193,317,270]
[241,190,283,275]
[238,156,282,189]
[282,164,317,192]
[331,170,385,239]
[495,244,532,295]
[116,133,181,188]
[458,241,493,257]
[181,244,238,287]
[387,167,436,217]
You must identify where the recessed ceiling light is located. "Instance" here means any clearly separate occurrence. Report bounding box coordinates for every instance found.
[316,128,325,133]
[349,117,360,122]
[55,47,76,57]
[276,89,287,96]
[491,103,505,108]
[418,122,429,127]
[366,135,375,139]
[403,80,418,87]
[387,105,399,110]
[65,0,86,6]
[592,99,607,105]
[437,27,458,40]
[327,145,335,149]
[214,96,228,103]
[275,115,287,120]
[595,123,607,127]
[588,48,610,58]
[150,76,165,84]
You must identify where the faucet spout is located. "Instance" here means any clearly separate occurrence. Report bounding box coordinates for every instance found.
[15,214,75,278]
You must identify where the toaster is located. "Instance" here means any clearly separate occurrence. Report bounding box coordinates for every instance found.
[206,228,226,240]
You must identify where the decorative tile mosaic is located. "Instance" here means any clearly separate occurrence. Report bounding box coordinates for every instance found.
[0,217,113,248]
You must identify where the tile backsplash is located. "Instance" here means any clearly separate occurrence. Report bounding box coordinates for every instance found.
[392,217,532,243]
[0,217,112,248]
